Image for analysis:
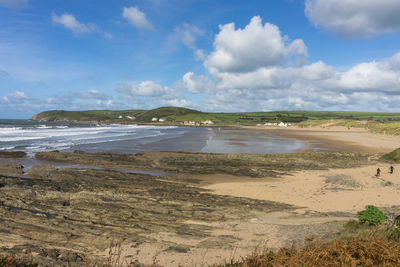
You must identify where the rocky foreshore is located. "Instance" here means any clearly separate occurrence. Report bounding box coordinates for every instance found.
[0,150,372,266]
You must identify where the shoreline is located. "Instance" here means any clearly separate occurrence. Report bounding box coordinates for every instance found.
[242,125,400,154]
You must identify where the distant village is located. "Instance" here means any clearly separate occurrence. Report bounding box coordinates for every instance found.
[117,114,291,127]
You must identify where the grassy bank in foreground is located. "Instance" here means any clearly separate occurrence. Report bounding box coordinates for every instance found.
[30,107,400,125]
[221,226,400,267]
[222,205,400,267]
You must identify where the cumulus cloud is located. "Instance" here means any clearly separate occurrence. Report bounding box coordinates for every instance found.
[115,81,192,109]
[305,0,400,38]
[205,16,307,73]
[52,12,96,34]
[177,16,400,112]
[122,6,153,30]
[180,72,214,93]
[0,0,28,9]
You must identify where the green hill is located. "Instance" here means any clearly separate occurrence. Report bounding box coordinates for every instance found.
[30,107,400,126]
[30,109,144,122]
[134,107,202,122]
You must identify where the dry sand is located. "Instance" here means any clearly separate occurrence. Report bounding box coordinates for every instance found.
[205,125,400,214]
[204,164,400,213]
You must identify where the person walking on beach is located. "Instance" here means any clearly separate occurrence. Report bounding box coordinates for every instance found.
[390,165,394,174]
[376,168,381,177]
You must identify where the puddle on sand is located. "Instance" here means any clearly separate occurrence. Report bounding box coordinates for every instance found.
[29,209,53,219]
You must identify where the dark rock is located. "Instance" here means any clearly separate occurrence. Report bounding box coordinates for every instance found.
[0,151,26,158]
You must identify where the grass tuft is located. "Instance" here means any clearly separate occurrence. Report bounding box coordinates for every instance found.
[220,226,400,267]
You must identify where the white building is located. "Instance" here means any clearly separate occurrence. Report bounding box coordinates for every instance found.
[151,117,158,122]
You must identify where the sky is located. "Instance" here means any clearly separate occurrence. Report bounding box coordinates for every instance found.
[1,0,400,118]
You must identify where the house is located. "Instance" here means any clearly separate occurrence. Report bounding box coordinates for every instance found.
[278,122,288,127]
[159,118,166,122]
[118,115,123,119]
[126,116,135,120]
[202,120,214,125]
[151,117,158,122]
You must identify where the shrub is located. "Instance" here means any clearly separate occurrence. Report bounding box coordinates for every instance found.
[381,147,400,161]
[357,205,387,226]
[395,215,400,228]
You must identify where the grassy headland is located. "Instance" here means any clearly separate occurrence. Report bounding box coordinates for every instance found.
[30,107,400,126]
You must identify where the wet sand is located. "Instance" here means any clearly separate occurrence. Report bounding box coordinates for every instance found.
[243,125,400,153]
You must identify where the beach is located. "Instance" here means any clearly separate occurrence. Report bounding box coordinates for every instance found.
[248,125,400,153]
[1,124,400,266]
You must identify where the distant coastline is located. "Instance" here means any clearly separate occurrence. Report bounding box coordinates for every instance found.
[29,106,400,127]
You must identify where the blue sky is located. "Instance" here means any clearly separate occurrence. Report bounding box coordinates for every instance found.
[1,0,400,118]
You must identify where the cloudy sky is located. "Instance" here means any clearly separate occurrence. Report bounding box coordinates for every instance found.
[1,0,400,118]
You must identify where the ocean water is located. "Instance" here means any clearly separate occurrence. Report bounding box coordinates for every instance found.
[0,120,306,155]
[0,120,209,155]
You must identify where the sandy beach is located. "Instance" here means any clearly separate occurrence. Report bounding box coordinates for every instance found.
[1,125,400,266]
[244,125,400,153]
[203,125,400,214]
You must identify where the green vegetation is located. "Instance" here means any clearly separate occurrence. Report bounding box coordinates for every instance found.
[30,109,145,122]
[30,107,400,126]
[357,205,387,226]
[222,207,400,267]
[382,147,400,162]
[221,226,400,267]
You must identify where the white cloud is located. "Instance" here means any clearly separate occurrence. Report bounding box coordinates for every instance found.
[178,16,400,112]
[74,89,109,100]
[168,23,205,60]
[103,32,114,39]
[116,81,171,97]
[161,98,192,107]
[175,23,204,49]
[305,0,400,38]
[195,49,205,61]
[205,16,307,73]
[52,12,96,34]
[122,6,153,31]
[115,80,193,109]
[181,72,214,93]
[2,91,27,103]
[0,0,28,9]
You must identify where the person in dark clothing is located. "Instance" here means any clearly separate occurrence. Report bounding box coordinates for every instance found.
[390,165,394,174]
[376,168,381,177]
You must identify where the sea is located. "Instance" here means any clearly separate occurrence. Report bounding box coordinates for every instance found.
[0,120,306,156]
